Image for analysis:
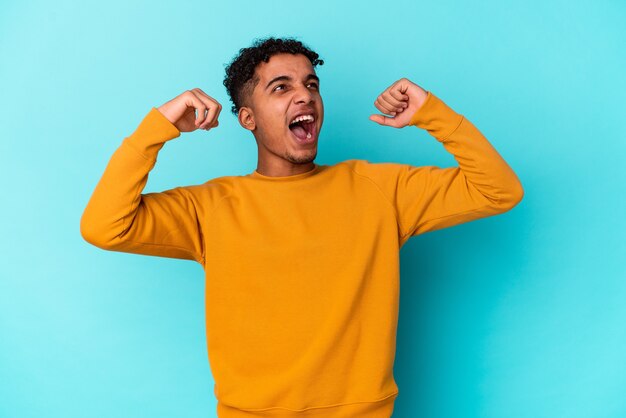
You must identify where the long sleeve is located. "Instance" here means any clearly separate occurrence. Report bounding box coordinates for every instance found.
[351,90,524,246]
[80,108,205,264]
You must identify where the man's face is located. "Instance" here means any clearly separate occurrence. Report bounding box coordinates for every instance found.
[240,53,324,170]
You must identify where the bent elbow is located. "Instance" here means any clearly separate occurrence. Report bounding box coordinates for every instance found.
[497,180,524,211]
[80,212,110,249]
[80,213,98,246]
[513,181,525,205]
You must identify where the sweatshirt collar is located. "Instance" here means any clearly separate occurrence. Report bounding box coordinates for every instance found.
[250,164,320,181]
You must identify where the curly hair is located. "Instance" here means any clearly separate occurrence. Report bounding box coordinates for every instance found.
[223,37,324,115]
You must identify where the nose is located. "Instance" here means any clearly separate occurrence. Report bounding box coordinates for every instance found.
[293,83,314,104]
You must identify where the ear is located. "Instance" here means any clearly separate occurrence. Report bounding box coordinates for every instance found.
[238,106,256,131]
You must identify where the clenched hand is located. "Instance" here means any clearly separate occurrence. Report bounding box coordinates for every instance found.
[369,78,428,128]
[157,88,222,133]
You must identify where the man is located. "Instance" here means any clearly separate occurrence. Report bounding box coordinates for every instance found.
[81,37,523,417]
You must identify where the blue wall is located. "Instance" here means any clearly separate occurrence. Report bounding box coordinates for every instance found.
[1,1,624,417]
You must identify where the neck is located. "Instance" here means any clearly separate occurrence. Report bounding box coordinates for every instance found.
[255,161,316,177]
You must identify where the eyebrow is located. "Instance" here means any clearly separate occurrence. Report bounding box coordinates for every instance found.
[265,74,320,91]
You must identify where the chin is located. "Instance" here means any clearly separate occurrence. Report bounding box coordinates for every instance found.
[285,151,317,164]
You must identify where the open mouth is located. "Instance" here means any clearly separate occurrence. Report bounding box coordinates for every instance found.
[288,119,317,144]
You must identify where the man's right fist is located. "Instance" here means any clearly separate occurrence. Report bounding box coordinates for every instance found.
[157,88,222,133]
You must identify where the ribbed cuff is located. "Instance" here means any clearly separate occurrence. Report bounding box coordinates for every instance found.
[122,107,182,161]
[408,91,465,141]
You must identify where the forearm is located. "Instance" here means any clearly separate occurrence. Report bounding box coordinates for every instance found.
[80,107,181,248]
[409,92,524,210]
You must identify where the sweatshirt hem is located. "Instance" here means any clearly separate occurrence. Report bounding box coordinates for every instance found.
[216,392,398,417]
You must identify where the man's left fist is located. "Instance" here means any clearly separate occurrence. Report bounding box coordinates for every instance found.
[369,78,428,128]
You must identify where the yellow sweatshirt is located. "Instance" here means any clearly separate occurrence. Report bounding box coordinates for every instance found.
[80,91,523,417]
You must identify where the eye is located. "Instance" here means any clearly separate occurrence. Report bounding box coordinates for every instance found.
[273,84,286,92]
[308,82,319,89]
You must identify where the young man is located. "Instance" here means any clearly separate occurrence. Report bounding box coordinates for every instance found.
[81,37,523,417]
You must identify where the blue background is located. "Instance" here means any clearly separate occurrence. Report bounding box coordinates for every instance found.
[1,0,625,417]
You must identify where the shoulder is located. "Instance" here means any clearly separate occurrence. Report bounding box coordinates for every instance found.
[338,159,412,181]
[177,175,238,208]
